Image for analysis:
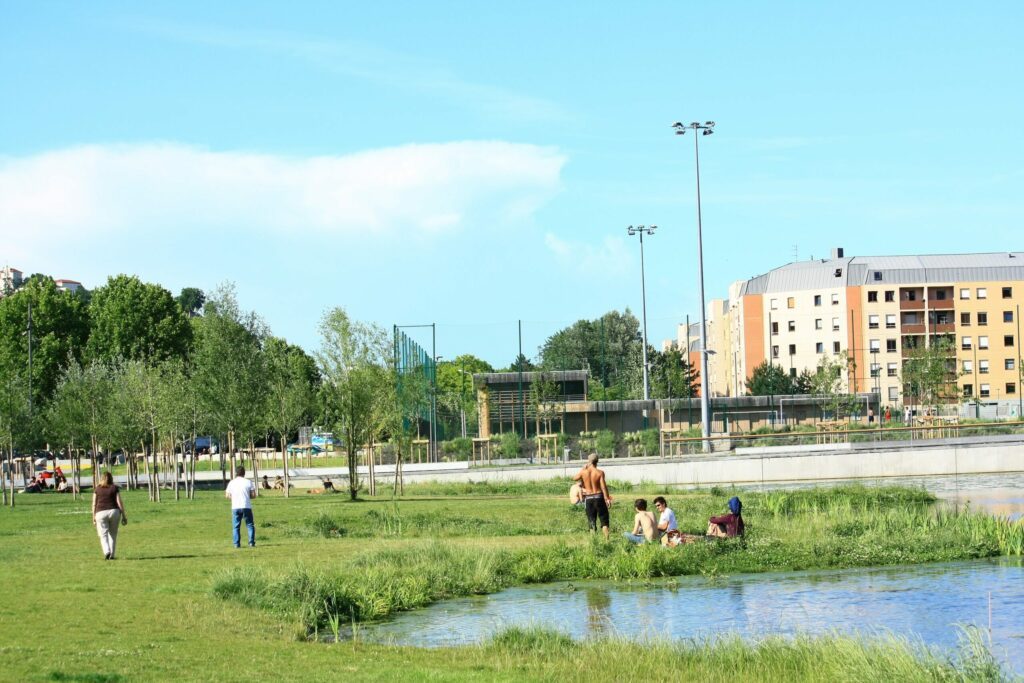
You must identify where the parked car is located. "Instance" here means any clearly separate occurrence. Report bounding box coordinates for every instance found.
[185,436,219,455]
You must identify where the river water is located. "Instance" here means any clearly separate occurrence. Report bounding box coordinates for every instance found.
[360,558,1024,672]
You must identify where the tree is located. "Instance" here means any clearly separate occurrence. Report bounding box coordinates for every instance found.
[0,372,30,506]
[191,283,268,477]
[316,308,390,500]
[264,337,317,496]
[436,354,492,438]
[649,347,699,399]
[903,338,959,411]
[87,275,192,364]
[794,369,814,395]
[747,361,795,396]
[538,310,643,400]
[0,277,90,438]
[810,352,860,419]
[177,288,206,317]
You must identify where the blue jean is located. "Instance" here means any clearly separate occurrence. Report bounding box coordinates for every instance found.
[232,508,255,547]
[623,532,647,544]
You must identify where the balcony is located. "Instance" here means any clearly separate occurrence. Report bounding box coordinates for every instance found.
[928,299,955,310]
[900,299,925,311]
[932,322,956,333]
[901,324,925,334]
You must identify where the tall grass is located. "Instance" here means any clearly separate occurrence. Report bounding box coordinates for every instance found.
[478,626,1007,682]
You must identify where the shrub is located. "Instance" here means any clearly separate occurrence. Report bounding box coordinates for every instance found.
[498,431,522,458]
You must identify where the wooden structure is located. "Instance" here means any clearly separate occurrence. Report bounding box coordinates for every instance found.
[411,439,429,464]
[471,438,491,465]
[534,433,560,464]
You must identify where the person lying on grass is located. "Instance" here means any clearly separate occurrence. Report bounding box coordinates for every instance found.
[707,496,745,538]
[624,498,659,544]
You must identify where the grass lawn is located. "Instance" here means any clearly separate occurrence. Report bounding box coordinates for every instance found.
[0,482,1016,682]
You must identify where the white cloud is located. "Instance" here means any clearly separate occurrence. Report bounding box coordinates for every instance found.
[0,142,566,252]
[544,232,630,276]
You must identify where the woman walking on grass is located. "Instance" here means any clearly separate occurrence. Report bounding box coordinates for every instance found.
[92,472,128,560]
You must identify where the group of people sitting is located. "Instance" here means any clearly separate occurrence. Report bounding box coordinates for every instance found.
[626,495,744,546]
[21,468,76,494]
[260,475,295,491]
[570,453,745,546]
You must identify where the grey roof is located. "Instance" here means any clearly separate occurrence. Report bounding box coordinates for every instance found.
[742,252,1024,294]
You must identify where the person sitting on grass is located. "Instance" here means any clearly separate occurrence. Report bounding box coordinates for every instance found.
[260,475,272,490]
[272,476,286,490]
[707,496,745,538]
[569,481,584,506]
[624,498,659,544]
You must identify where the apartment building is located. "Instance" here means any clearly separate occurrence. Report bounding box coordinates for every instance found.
[667,250,1024,406]
[1,266,23,295]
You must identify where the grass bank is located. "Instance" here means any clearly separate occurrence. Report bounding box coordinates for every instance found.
[213,485,1023,633]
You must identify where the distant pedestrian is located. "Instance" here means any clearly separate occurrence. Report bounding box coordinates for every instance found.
[884,407,891,423]
[868,408,875,424]
[904,406,912,424]
[225,466,256,548]
[92,471,128,560]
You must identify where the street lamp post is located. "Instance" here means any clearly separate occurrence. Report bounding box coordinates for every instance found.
[673,120,715,452]
[627,224,656,428]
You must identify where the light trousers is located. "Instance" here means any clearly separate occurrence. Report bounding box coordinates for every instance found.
[95,509,121,557]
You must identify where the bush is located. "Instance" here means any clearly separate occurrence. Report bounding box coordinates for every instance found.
[498,431,522,458]
[595,429,617,457]
[442,437,472,459]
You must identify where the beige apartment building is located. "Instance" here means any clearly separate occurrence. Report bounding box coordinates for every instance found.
[668,250,1024,407]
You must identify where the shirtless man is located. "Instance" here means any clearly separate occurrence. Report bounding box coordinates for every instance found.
[573,453,612,539]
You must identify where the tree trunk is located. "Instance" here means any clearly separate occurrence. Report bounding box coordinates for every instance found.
[367,436,376,497]
[282,438,290,499]
[249,439,258,497]
[8,435,15,508]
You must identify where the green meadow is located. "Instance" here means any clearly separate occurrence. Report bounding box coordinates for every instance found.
[0,481,1017,682]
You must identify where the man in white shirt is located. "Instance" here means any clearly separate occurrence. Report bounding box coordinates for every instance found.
[653,496,677,534]
[225,466,257,548]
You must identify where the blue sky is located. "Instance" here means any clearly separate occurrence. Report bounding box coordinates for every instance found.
[2,2,1022,367]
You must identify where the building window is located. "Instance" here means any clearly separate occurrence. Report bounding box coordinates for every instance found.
[869,339,881,352]
[886,314,896,329]
[979,335,989,350]
[814,294,822,306]
[978,288,988,299]
[770,298,779,310]
[960,288,970,300]
[787,297,795,309]
[962,360,973,374]
[963,384,973,397]
[832,317,840,331]
[868,291,878,302]
[789,368,797,378]
[979,359,989,374]
[873,271,883,281]
[906,290,917,301]
[887,363,898,377]
[980,383,991,398]
[962,336,972,350]
[788,344,796,355]
[816,342,824,353]
[868,314,880,329]
[1005,335,1015,347]
[771,321,779,335]
[788,321,796,332]
[815,318,823,330]
[772,345,779,359]
[935,289,947,300]
[978,312,988,326]
[870,363,880,378]
[961,312,971,326]
[1004,311,1014,323]
[1006,358,1015,371]
[886,339,897,353]
[1003,286,1013,299]
[884,290,895,302]
[1007,383,1017,395]
[833,341,841,353]
[888,386,899,401]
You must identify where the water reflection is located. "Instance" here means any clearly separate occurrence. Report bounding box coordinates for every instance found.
[362,559,1024,673]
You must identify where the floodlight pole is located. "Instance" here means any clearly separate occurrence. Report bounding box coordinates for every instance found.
[627,225,656,429]
[673,120,715,453]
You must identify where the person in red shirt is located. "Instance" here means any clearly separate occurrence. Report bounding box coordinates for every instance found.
[707,496,745,538]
